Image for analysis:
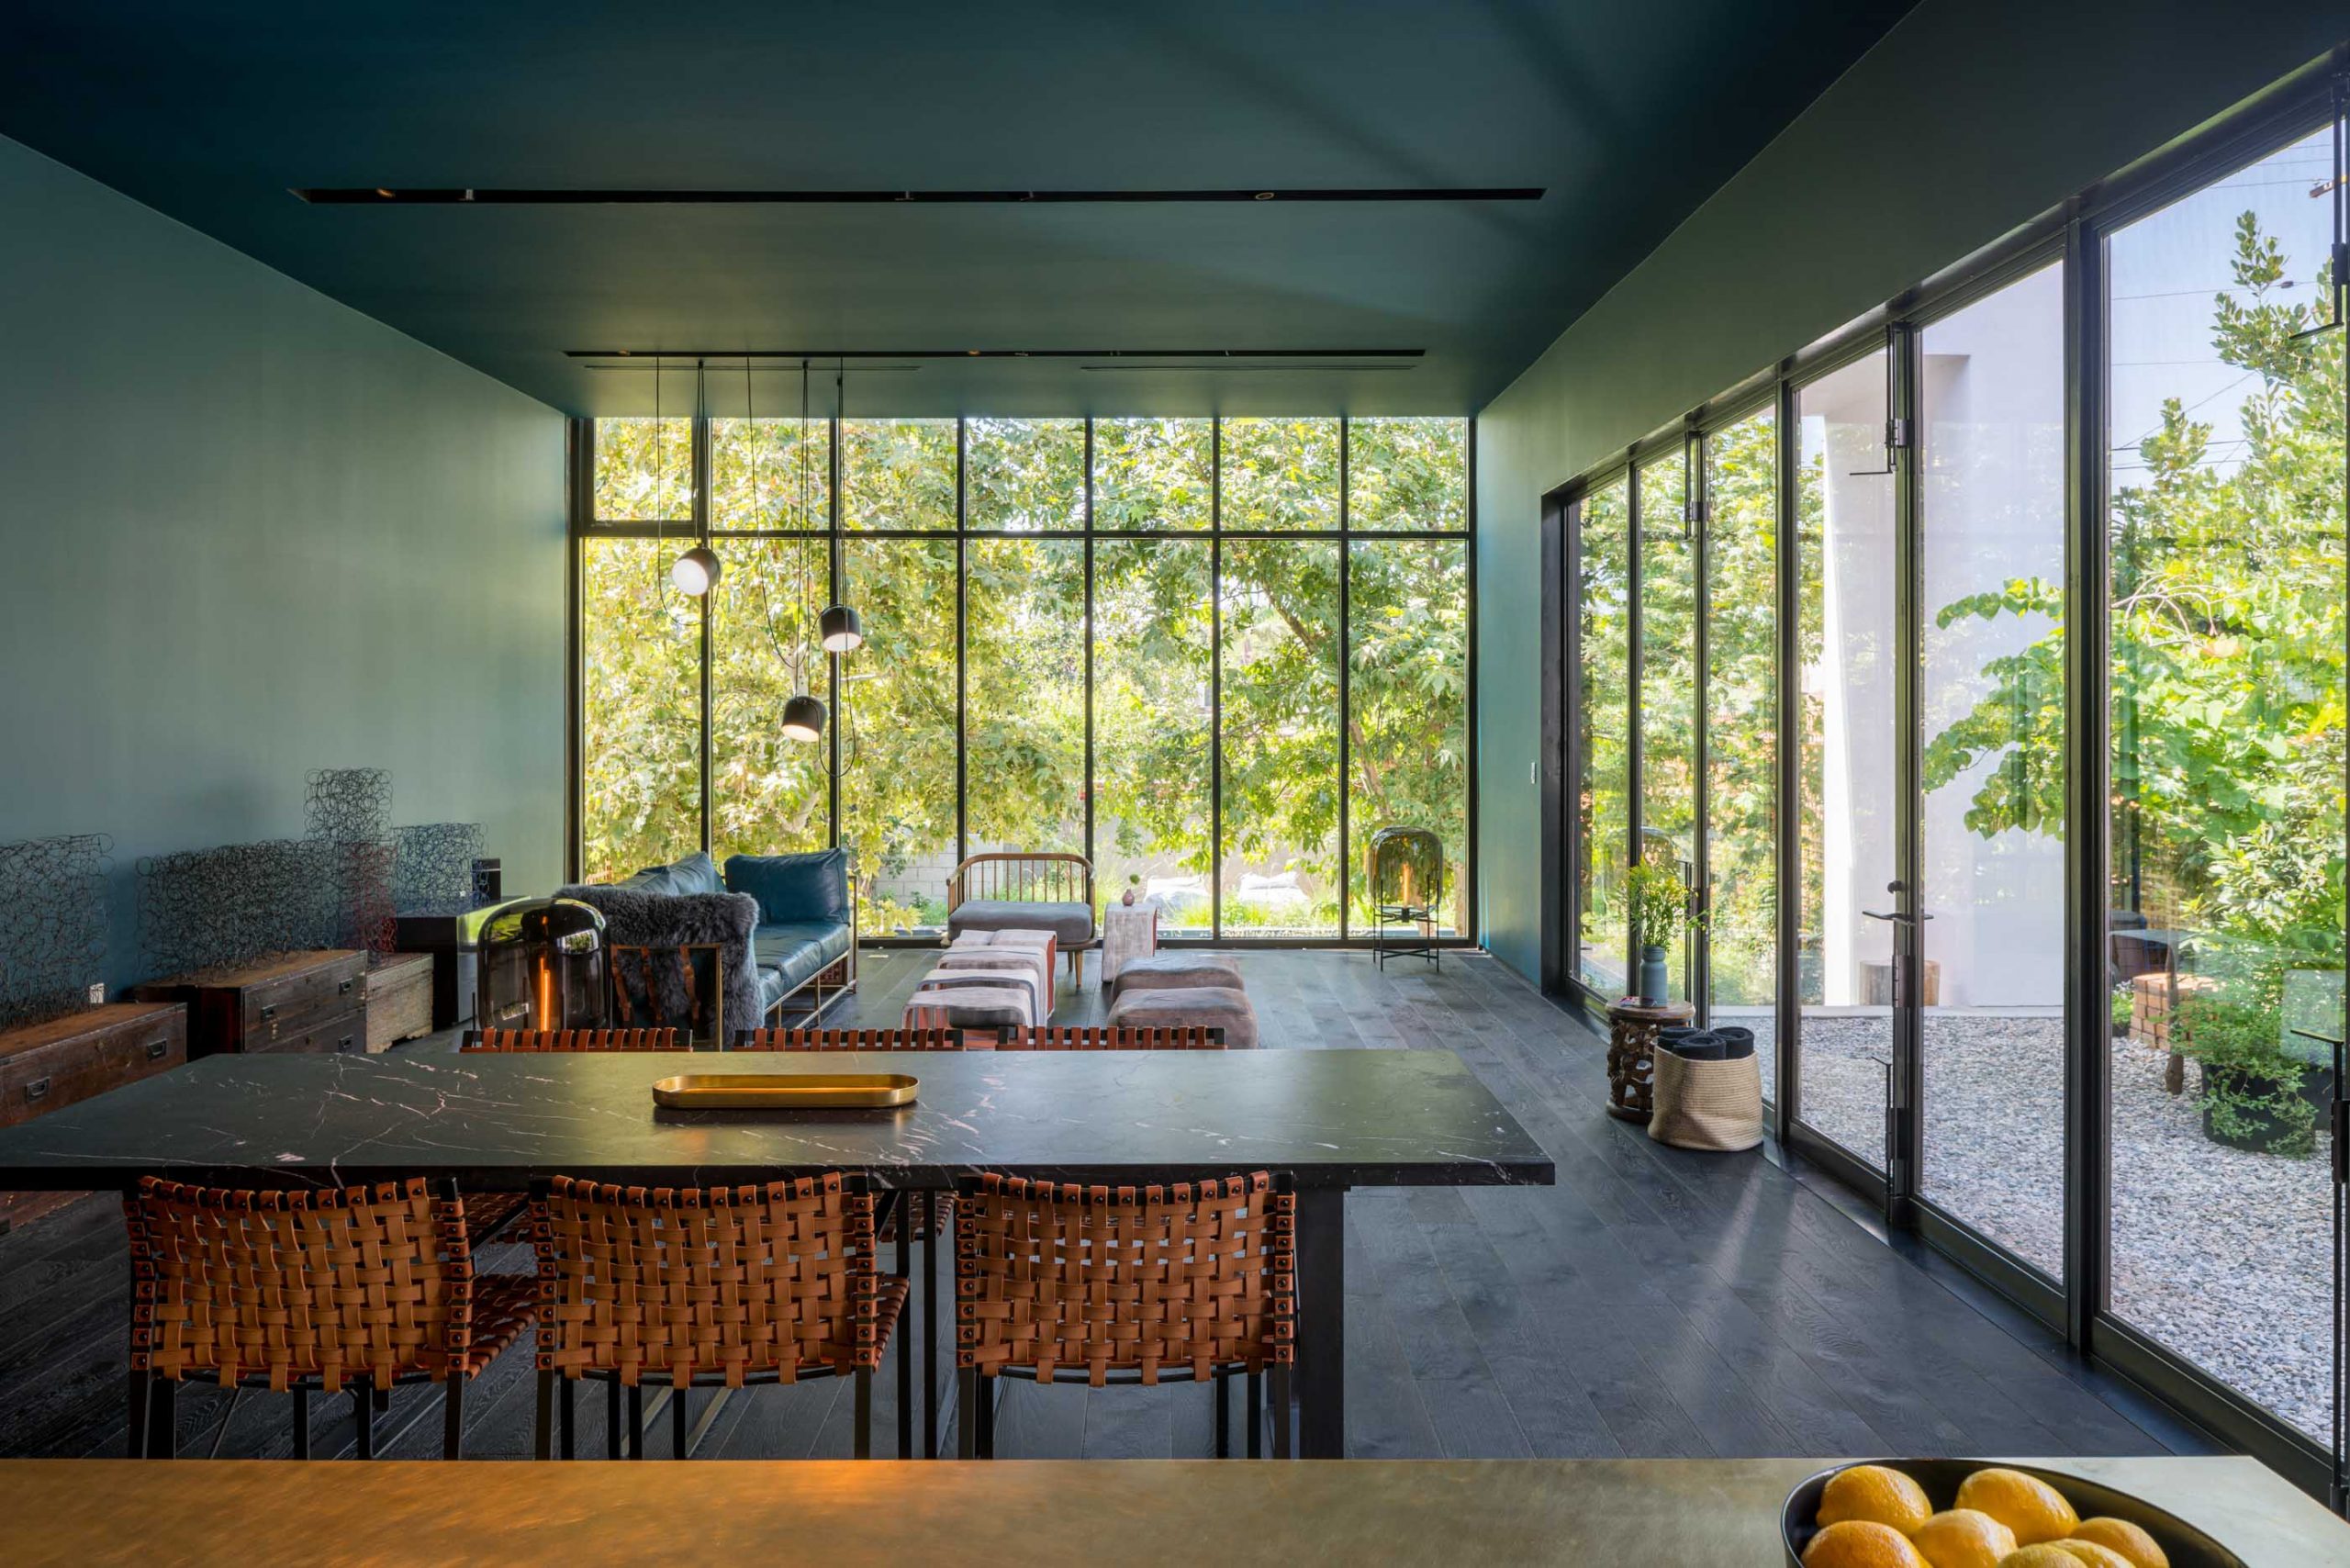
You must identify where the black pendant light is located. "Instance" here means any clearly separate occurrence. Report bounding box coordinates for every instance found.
[672,360,721,596]
[819,356,864,651]
[781,693,826,743]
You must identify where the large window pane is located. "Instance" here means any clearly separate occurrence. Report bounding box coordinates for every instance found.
[712,416,829,532]
[1916,263,2068,1280]
[967,538,1086,853]
[710,538,830,864]
[593,417,693,521]
[1220,418,1338,532]
[1094,539,1214,930]
[1796,350,1897,1170]
[1577,478,1631,992]
[1703,408,1780,1103]
[967,418,1084,532]
[1349,418,1468,532]
[1093,418,1211,530]
[1639,454,1696,1001]
[1348,540,1468,935]
[580,538,701,881]
[843,419,957,531]
[1219,540,1340,936]
[839,540,958,933]
[2105,126,2343,1443]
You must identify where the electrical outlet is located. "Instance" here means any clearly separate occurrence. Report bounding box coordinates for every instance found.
[86,982,106,1005]
[1529,759,1538,785]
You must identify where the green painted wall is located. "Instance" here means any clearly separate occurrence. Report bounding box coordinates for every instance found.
[1473,1,2341,983]
[0,134,565,992]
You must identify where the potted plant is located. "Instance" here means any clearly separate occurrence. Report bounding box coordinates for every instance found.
[2109,987,2133,1042]
[2175,991,2332,1156]
[1624,859,1691,1008]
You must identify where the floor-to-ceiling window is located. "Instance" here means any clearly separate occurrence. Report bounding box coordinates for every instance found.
[576,409,1472,943]
[1638,453,1697,1000]
[1915,262,2069,1281]
[1793,348,1898,1170]
[1574,476,1632,991]
[1702,406,1781,1102]
[2104,124,2344,1447]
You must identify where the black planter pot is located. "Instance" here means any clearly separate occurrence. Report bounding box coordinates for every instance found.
[2197,1062,2334,1155]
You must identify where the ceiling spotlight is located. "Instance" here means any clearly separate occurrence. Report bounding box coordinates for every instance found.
[820,604,865,654]
[672,544,722,596]
[781,694,827,743]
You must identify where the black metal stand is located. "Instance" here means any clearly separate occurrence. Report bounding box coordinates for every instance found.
[1371,902,1440,970]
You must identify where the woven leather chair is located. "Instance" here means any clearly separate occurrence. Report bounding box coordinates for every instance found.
[459,1027,684,1051]
[954,1170,1295,1460]
[1008,1025,1227,1050]
[122,1175,536,1459]
[730,1025,966,1052]
[529,1171,911,1460]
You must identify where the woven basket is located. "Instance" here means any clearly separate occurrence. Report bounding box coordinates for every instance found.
[1649,1048,1763,1152]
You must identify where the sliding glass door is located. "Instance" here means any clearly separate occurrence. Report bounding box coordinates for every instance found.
[1574,477,1632,993]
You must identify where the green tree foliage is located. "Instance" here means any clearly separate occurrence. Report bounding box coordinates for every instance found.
[1924,214,2345,965]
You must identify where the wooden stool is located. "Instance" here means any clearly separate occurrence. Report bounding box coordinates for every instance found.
[1606,998,1694,1124]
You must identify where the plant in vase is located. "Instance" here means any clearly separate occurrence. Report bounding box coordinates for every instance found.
[2175,988,2330,1157]
[1624,859,1691,1008]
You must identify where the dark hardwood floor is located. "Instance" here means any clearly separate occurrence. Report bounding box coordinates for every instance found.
[0,949,2211,1462]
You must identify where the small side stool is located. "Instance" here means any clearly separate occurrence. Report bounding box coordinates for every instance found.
[1605,997,1694,1124]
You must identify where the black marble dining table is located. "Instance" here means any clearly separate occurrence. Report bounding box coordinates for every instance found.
[0,1046,1553,1460]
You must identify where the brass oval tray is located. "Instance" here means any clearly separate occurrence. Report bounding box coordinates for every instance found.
[651,1073,918,1109]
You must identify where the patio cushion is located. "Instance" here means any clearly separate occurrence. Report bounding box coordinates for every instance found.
[727,849,850,925]
[904,981,1035,1030]
[753,921,852,993]
[621,851,722,898]
[1109,951,1245,1000]
[1105,985,1258,1050]
[949,899,1093,946]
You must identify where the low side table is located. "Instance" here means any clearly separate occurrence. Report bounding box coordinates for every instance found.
[1100,900,1160,988]
[1606,997,1694,1124]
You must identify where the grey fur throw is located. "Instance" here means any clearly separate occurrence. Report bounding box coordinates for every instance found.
[555,884,762,1038]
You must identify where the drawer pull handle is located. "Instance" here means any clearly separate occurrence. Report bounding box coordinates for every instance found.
[338,1036,356,1052]
[24,1077,50,1103]
[145,1040,170,1061]
[339,979,354,995]
[261,1004,277,1023]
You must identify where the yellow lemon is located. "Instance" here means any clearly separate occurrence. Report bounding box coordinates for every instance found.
[1998,1551,2087,1568]
[1818,1464,1935,1535]
[1956,1468,2080,1546]
[1912,1507,2019,1568]
[2045,1545,2135,1568]
[1805,1519,1930,1568]
[2066,1518,2168,1568]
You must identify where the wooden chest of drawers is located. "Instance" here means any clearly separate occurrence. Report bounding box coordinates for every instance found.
[132,950,367,1058]
[364,953,435,1051]
[0,1002,187,1130]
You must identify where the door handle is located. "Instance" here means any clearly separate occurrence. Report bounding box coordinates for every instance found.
[1860,910,1934,924]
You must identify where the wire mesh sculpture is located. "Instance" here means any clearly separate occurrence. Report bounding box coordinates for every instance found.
[393,823,486,915]
[137,838,335,980]
[0,834,111,1030]
[306,768,397,961]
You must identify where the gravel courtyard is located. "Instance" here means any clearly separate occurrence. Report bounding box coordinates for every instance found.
[1762,1011,2335,1442]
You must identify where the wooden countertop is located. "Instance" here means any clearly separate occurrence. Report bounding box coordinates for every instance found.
[6,1456,2341,1566]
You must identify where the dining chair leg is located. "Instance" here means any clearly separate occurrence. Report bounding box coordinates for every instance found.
[922,1191,940,1460]
[351,1384,375,1460]
[1214,1370,1230,1459]
[628,1383,645,1460]
[533,1372,555,1460]
[560,1375,576,1459]
[956,1369,979,1460]
[1247,1372,1262,1460]
[1269,1366,1293,1460]
[976,1372,995,1459]
[442,1374,465,1459]
[854,1369,872,1460]
[292,1388,310,1460]
[148,1374,178,1458]
[671,1383,689,1459]
[894,1207,912,1458]
[126,1367,151,1459]
[606,1377,622,1458]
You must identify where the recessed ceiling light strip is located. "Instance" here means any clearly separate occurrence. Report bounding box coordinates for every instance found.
[295,185,1542,206]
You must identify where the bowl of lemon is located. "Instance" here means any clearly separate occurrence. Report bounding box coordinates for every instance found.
[1781,1460,2243,1568]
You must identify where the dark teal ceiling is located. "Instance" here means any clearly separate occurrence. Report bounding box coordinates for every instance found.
[0,2,1914,417]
